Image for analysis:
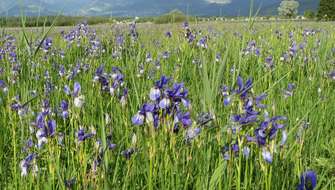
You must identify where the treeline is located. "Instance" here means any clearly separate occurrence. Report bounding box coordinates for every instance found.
[0,10,198,27]
[0,16,133,27]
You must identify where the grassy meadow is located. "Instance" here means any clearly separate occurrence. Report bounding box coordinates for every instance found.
[0,20,334,189]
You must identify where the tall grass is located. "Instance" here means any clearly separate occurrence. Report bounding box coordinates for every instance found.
[0,20,334,189]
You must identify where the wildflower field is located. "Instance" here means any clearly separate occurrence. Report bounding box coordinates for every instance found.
[0,20,334,189]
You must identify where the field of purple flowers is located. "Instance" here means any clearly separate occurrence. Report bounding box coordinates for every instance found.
[0,20,334,189]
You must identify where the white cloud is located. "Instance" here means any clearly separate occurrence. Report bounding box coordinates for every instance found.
[205,0,232,4]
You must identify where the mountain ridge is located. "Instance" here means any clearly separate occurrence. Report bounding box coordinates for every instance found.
[0,0,320,17]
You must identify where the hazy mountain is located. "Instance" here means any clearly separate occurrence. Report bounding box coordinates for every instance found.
[0,0,320,17]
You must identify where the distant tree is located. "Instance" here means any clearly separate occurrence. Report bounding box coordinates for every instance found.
[317,0,335,20]
[304,10,315,19]
[154,10,195,24]
[278,0,300,18]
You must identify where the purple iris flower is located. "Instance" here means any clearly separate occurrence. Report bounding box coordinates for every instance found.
[265,55,274,69]
[165,31,172,38]
[271,116,287,129]
[283,83,296,98]
[22,138,34,152]
[253,115,287,146]
[35,119,56,148]
[221,85,231,106]
[182,21,189,29]
[132,103,156,126]
[232,98,259,126]
[243,147,250,158]
[64,85,71,95]
[154,60,161,69]
[149,87,161,101]
[235,76,253,99]
[42,99,51,116]
[197,36,208,49]
[73,82,81,97]
[162,51,169,59]
[255,48,261,56]
[268,126,278,139]
[176,112,192,128]
[122,148,136,159]
[159,98,170,109]
[108,143,117,150]
[47,120,56,136]
[77,128,95,142]
[95,64,104,77]
[0,80,8,93]
[166,83,188,99]
[280,52,290,62]
[289,42,298,56]
[67,64,81,80]
[287,83,296,91]
[328,70,335,80]
[188,33,196,43]
[9,51,17,63]
[35,113,45,129]
[232,113,258,126]
[215,53,221,62]
[43,37,52,52]
[221,145,230,160]
[120,88,128,106]
[224,96,231,106]
[289,31,294,39]
[145,52,152,62]
[0,80,6,89]
[297,171,317,190]
[185,28,196,43]
[60,100,69,119]
[232,143,239,153]
[58,65,65,77]
[299,42,307,50]
[255,128,267,146]
[155,76,170,89]
[20,153,37,176]
[262,148,272,164]
[131,113,144,126]
[255,93,267,108]
[116,35,124,47]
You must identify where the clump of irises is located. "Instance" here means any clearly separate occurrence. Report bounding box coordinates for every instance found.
[93,65,128,106]
[61,22,89,46]
[132,76,193,133]
[64,81,85,108]
[242,40,260,56]
[32,99,58,148]
[61,22,104,56]
[183,22,196,44]
[18,98,59,176]
[0,35,21,84]
[220,76,288,163]
[0,35,17,63]
[129,21,138,42]
[20,153,38,176]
